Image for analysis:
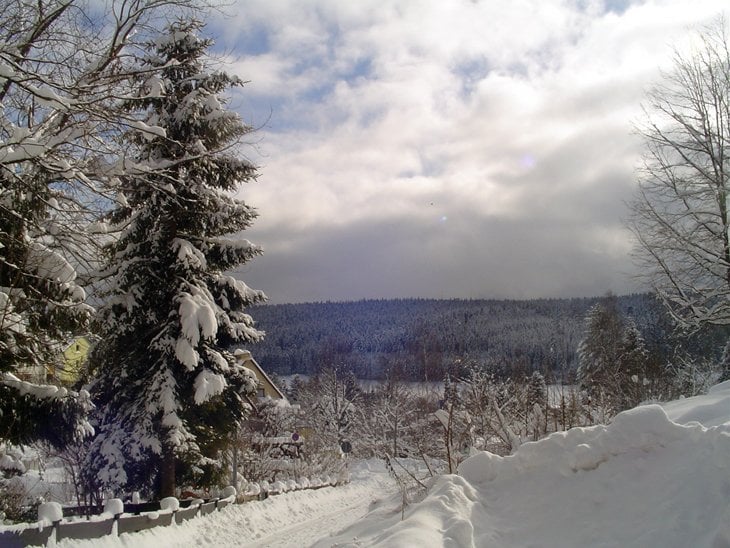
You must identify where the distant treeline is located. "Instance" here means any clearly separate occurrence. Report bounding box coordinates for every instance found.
[246,294,683,382]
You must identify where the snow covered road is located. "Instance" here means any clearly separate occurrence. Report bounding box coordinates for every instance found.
[198,461,394,548]
[242,484,386,547]
[59,460,396,548]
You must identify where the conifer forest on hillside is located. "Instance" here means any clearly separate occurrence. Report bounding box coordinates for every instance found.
[248,294,726,382]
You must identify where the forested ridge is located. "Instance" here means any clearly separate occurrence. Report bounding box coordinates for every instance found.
[248,294,672,381]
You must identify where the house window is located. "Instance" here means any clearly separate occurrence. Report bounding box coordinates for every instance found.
[257,387,265,398]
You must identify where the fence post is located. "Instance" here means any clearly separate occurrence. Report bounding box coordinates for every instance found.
[112,512,121,537]
[51,519,61,546]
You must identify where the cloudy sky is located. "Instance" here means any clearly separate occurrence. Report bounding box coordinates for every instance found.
[207,0,727,304]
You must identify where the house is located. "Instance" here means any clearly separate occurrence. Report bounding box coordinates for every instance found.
[58,336,91,385]
[230,350,300,483]
[233,349,288,401]
[15,336,91,386]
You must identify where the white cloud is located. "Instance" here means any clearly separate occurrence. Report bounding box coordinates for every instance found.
[208,0,728,302]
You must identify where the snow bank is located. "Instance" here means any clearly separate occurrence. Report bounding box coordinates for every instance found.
[220,486,236,501]
[662,379,730,427]
[326,384,730,548]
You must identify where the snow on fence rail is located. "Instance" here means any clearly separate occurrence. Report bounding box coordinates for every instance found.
[0,477,348,547]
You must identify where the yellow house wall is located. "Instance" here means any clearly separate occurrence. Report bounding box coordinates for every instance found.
[243,365,283,399]
[234,350,286,401]
[60,337,90,384]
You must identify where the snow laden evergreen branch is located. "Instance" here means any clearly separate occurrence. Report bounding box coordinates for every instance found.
[87,19,265,499]
[0,373,94,448]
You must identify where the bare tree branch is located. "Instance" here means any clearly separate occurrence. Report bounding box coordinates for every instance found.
[630,16,730,329]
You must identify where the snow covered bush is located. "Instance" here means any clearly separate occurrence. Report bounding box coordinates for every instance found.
[281,367,360,482]
[0,478,38,524]
[0,444,57,523]
[0,388,93,519]
[232,397,308,485]
[43,438,95,507]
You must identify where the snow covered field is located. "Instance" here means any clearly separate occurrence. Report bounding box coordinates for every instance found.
[56,382,730,547]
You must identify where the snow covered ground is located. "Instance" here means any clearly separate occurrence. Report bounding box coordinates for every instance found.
[324,381,730,547]
[58,459,396,548]
[58,382,730,547]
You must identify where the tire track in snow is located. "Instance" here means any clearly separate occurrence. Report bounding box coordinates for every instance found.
[244,492,374,547]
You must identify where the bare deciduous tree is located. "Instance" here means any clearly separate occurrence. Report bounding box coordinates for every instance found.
[630,17,730,329]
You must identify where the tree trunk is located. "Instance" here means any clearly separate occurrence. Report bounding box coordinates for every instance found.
[159,444,176,498]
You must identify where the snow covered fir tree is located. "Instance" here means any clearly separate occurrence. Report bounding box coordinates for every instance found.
[86,20,266,500]
[576,295,654,415]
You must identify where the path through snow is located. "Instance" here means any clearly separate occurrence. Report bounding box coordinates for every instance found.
[59,460,396,548]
